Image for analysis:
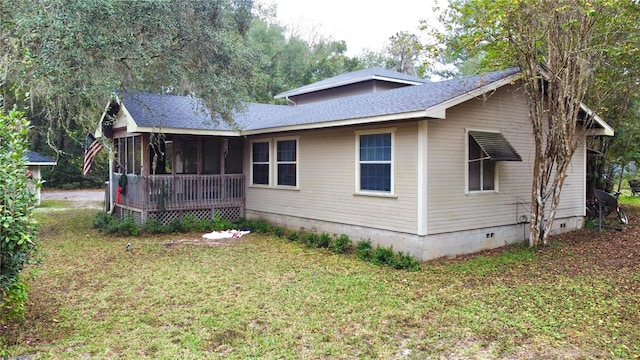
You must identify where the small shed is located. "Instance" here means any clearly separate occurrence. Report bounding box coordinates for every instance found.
[26,151,57,205]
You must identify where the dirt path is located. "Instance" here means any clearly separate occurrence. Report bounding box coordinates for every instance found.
[40,189,105,209]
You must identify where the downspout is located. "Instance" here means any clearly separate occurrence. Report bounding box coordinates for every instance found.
[285,96,297,106]
[108,145,115,214]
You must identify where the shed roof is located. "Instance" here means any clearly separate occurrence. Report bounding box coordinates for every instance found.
[26,151,57,165]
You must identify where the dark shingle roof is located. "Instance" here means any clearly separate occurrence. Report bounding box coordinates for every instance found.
[239,68,521,131]
[274,67,430,99]
[121,68,521,133]
[26,151,56,165]
[121,92,237,131]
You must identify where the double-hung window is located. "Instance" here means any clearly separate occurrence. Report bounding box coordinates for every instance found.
[276,139,297,187]
[251,141,270,185]
[357,130,393,193]
[251,138,298,188]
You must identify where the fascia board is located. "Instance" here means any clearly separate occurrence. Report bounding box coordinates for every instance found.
[580,103,614,136]
[241,109,430,135]
[26,161,57,166]
[131,125,242,137]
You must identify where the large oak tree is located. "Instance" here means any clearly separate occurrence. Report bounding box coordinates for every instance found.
[1,0,257,179]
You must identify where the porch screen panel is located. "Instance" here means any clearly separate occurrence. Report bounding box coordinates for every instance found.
[225,138,244,174]
[180,140,198,174]
[127,137,134,174]
[252,141,269,185]
[359,133,391,192]
[117,138,126,173]
[134,136,141,175]
[203,138,221,174]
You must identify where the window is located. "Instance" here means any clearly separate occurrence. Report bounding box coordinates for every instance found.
[357,131,393,193]
[251,141,270,185]
[467,131,522,192]
[251,138,298,188]
[468,135,494,191]
[276,139,297,187]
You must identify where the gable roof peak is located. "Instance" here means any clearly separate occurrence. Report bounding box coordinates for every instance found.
[274,67,429,100]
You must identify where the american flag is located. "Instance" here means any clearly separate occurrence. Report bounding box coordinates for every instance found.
[83,133,103,176]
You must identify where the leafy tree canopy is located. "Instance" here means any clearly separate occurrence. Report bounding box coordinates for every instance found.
[1,0,257,152]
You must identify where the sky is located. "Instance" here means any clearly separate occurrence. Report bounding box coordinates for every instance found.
[266,0,442,56]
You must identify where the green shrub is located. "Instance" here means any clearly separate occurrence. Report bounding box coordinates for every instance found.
[273,226,285,238]
[356,240,373,261]
[317,232,331,248]
[142,218,167,234]
[395,252,422,271]
[94,212,140,236]
[178,215,218,233]
[109,213,140,236]
[93,212,114,229]
[212,213,234,232]
[0,110,39,322]
[0,281,28,322]
[287,230,299,242]
[304,231,320,248]
[165,218,185,233]
[332,234,352,254]
[372,246,397,267]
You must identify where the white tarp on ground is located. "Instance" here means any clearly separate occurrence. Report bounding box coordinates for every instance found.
[202,229,250,240]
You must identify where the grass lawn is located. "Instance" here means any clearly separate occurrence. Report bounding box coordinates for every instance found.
[2,203,640,359]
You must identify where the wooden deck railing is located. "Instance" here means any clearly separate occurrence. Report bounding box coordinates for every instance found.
[113,174,245,211]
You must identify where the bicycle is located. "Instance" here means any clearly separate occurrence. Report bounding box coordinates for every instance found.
[586,189,629,225]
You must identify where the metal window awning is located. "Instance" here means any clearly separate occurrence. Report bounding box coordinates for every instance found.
[469,131,522,161]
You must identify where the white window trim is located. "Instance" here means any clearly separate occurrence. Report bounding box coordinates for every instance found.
[250,139,272,187]
[355,128,396,196]
[275,136,300,189]
[465,129,499,194]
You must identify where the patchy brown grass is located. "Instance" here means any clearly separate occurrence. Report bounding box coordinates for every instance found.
[2,206,639,359]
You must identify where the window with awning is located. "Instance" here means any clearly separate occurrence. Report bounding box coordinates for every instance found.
[468,131,521,192]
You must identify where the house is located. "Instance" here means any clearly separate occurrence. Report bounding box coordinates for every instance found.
[95,67,613,260]
[26,151,57,205]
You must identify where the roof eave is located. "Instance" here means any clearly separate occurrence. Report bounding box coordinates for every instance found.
[27,161,57,166]
[131,125,242,137]
[581,103,614,137]
[242,109,430,135]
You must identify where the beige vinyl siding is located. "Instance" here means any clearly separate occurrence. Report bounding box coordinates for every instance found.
[426,84,585,235]
[246,122,419,233]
